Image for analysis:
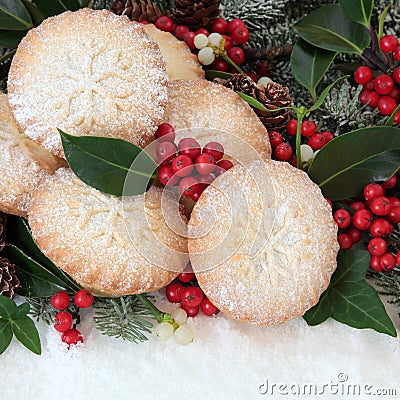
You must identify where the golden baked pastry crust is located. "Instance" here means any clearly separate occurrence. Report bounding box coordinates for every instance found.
[0,93,63,217]
[162,80,271,162]
[143,24,204,81]
[28,169,188,296]
[188,160,338,325]
[8,9,168,158]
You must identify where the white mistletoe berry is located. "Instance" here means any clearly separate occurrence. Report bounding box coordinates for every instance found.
[257,76,273,86]
[198,47,215,65]
[208,32,223,47]
[194,33,209,49]
[300,144,314,162]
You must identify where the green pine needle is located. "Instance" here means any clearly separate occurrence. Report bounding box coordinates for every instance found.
[93,295,155,343]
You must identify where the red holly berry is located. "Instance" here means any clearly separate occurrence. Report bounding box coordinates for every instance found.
[195,153,216,175]
[211,18,228,34]
[367,237,388,256]
[246,72,258,82]
[380,253,396,271]
[211,59,229,72]
[389,87,400,102]
[178,269,195,283]
[200,297,219,316]
[350,201,366,211]
[379,34,399,53]
[369,218,393,238]
[333,209,351,229]
[396,251,400,266]
[370,255,383,272]
[389,197,400,207]
[374,75,394,95]
[359,90,379,108]
[179,176,198,196]
[155,16,174,32]
[354,66,373,85]
[174,25,190,40]
[50,291,70,310]
[301,120,317,137]
[382,175,397,189]
[155,123,175,142]
[348,228,362,244]
[352,209,373,230]
[364,183,384,201]
[190,184,207,201]
[378,95,397,116]
[183,31,196,50]
[308,133,327,150]
[216,159,234,172]
[158,164,179,187]
[231,26,249,44]
[54,311,73,332]
[387,206,400,224]
[227,18,246,34]
[74,290,94,308]
[203,142,224,161]
[286,119,298,136]
[61,329,83,347]
[172,154,194,177]
[369,196,392,216]
[166,282,185,303]
[180,303,199,317]
[221,34,232,50]
[321,131,334,143]
[394,45,400,61]
[268,131,283,147]
[181,286,204,307]
[337,233,353,250]
[178,138,201,160]
[274,142,293,161]
[195,28,209,36]
[196,173,214,185]
[257,61,271,77]
[227,46,245,65]
[156,141,177,163]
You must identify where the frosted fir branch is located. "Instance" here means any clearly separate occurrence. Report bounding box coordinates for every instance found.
[372,268,400,305]
[27,297,56,326]
[93,295,154,343]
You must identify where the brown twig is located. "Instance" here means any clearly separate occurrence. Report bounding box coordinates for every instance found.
[243,44,293,63]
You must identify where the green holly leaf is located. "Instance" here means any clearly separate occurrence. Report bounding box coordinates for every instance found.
[14,302,31,319]
[0,0,33,30]
[339,0,374,27]
[11,316,41,355]
[303,249,397,337]
[0,294,18,318]
[32,0,81,18]
[0,319,12,355]
[294,4,371,54]
[60,130,157,197]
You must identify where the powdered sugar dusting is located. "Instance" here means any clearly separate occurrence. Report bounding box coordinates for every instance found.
[8,9,168,158]
[189,160,339,325]
[28,168,188,295]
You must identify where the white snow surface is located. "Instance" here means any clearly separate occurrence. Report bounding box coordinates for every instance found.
[1,294,399,400]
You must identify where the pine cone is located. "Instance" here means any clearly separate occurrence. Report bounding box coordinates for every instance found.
[173,0,221,28]
[0,213,6,252]
[214,75,292,132]
[110,0,163,23]
[0,258,20,299]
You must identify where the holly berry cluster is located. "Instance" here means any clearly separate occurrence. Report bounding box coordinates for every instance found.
[50,289,94,347]
[355,34,400,121]
[149,16,269,82]
[269,118,334,166]
[165,263,219,318]
[331,172,400,272]
[155,123,233,201]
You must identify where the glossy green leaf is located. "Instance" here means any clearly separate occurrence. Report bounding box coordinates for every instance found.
[331,282,396,336]
[308,126,400,200]
[3,245,73,297]
[290,38,337,100]
[339,0,374,27]
[21,0,45,25]
[14,302,30,319]
[32,0,81,18]
[0,0,32,30]
[0,29,27,49]
[378,4,391,41]
[237,92,291,113]
[304,249,397,336]
[205,70,233,80]
[60,130,157,197]
[11,316,41,355]
[294,4,371,54]
[6,216,80,291]
[79,0,92,6]
[0,320,12,355]
[307,75,349,112]
[0,295,18,318]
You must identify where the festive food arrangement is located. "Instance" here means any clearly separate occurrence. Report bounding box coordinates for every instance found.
[0,0,399,356]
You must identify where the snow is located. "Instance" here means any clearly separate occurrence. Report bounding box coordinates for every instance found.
[1,296,399,400]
